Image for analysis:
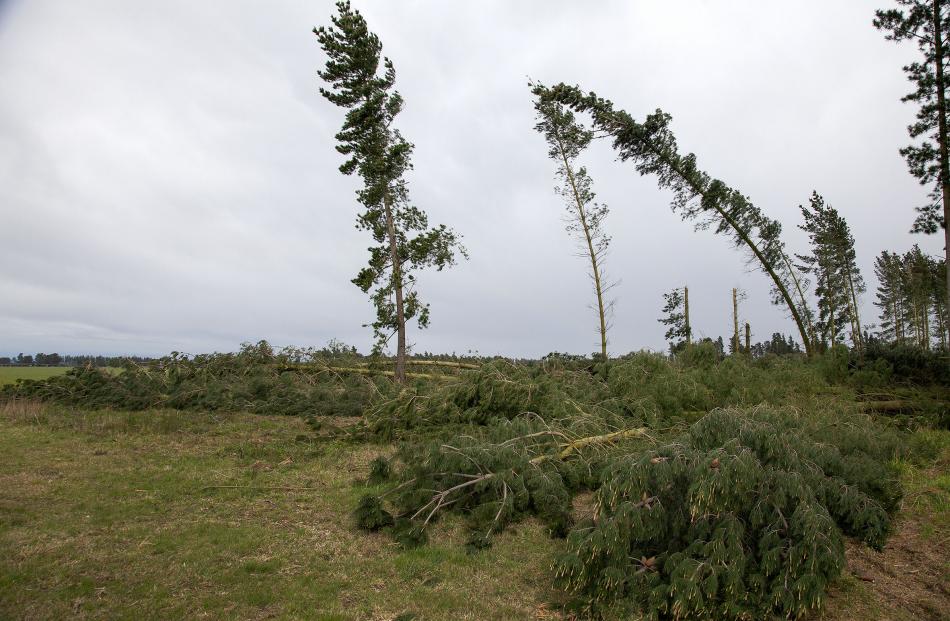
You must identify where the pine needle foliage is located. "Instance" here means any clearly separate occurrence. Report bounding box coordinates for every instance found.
[0,341,388,417]
[795,192,866,350]
[314,2,465,381]
[364,353,836,440]
[554,408,901,620]
[874,245,949,348]
[658,288,690,352]
[531,83,816,356]
[874,0,950,320]
[357,414,655,549]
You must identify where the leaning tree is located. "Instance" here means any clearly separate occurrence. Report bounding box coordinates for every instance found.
[315,2,465,382]
[533,91,615,359]
[875,0,950,318]
[532,83,816,355]
[796,192,866,350]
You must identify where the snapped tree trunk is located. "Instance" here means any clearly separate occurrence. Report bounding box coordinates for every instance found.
[732,288,740,355]
[684,286,691,348]
[383,193,407,383]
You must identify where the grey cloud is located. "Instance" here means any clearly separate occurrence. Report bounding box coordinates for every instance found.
[0,0,943,357]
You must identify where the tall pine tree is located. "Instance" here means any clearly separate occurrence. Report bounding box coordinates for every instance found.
[315,2,465,382]
[796,192,866,350]
[533,93,615,359]
[874,0,950,321]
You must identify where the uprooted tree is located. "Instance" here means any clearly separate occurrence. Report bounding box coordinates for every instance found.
[531,83,816,357]
[533,87,616,359]
[315,2,465,382]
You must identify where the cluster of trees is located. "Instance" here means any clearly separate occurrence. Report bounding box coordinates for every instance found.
[0,354,152,367]
[874,245,949,348]
[314,0,949,382]
[874,0,950,320]
[0,353,59,366]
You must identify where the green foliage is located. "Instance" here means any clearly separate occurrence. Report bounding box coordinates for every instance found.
[361,414,652,549]
[874,246,948,350]
[364,360,616,438]
[368,456,392,484]
[874,0,950,233]
[0,341,385,417]
[796,191,864,349]
[532,82,814,355]
[852,341,950,385]
[314,2,465,353]
[555,408,900,620]
[366,353,831,439]
[354,495,394,531]
[658,288,690,352]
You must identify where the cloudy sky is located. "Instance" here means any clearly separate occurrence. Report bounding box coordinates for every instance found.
[0,0,944,358]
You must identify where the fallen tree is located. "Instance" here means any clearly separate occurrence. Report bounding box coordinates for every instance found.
[360,406,902,619]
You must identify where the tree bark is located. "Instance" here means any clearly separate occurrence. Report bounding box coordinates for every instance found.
[383,193,407,383]
[780,252,816,352]
[934,0,950,324]
[845,267,863,351]
[684,286,691,347]
[552,128,609,359]
[732,288,740,354]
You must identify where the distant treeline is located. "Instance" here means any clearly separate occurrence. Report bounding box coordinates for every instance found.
[0,353,153,367]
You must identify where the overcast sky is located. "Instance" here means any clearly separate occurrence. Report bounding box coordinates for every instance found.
[0,0,944,358]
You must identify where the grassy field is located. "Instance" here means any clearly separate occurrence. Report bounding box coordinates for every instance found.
[0,367,121,386]
[0,367,71,386]
[0,400,947,620]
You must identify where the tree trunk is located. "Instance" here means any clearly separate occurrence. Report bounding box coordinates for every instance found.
[922,296,931,350]
[684,286,691,348]
[829,304,835,348]
[732,288,739,354]
[552,128,609,359]
[845,268,863,351]
[645,144,815,357]
[383,193,407,383]
[780,252,817,353]
[744,322,751,355]
[934,0,950,324]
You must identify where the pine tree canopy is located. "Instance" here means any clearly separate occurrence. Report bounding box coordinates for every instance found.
[874,0,950,233]
[658,288,689,350]
[795,192,866,350]
[315,2,465,355]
